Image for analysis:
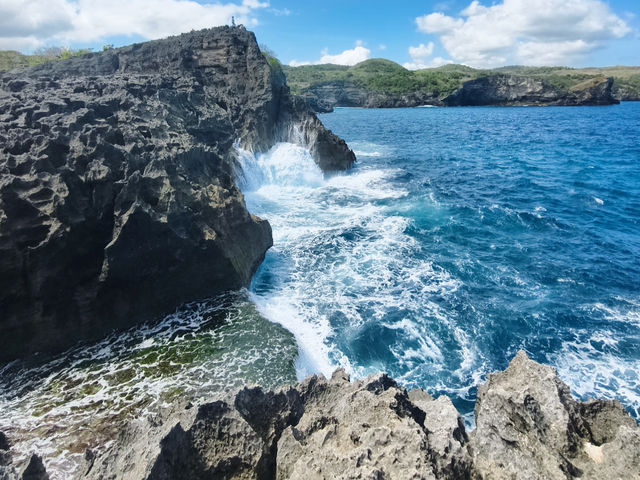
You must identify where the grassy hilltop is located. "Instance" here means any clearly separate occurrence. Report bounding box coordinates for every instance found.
[282,59,640,100]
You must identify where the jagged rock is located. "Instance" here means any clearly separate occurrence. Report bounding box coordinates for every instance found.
[20,455,48,480]
[69,354,640,479]
[471,350,640,479]
[276,370,444,480]
[0,26,354,363]
[0,432,16,480]
[444,75,619,106]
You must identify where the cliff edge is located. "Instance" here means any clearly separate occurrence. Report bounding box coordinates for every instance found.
[0,27,355,363]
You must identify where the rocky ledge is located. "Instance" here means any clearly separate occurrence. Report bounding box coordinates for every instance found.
[0,27,355,363]
[2,351,635,479]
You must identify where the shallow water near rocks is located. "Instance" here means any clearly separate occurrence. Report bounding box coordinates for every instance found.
[1,104,639,478]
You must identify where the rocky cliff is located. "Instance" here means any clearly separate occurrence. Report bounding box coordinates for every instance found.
[297,75,618,112]
[443,75,619,107]
[0,27,355,363]
[301,81,438,113]
[3,352,636,479]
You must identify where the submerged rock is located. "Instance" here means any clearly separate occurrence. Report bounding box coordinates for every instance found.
[83,352,639,480]
[0,27,354,363]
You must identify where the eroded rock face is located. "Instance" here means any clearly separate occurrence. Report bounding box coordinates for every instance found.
[0,27,354,362]
[471,351,640,480]
[300,81,440,112]
[299,75,619,112]
[76,352,640,480]
[443,75,619,106]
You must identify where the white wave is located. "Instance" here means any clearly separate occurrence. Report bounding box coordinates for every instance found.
[593,196,604,205]
[235,142,466,386]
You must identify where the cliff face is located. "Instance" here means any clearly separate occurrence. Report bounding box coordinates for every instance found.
[298,75,619,112]
[301,81,439,112]
[0,27,355,363]
[6,351,628,480]
[444,75,619,106]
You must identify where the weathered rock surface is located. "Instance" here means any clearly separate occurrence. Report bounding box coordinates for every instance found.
[443,75,619,106]
[77,352,639,480]
[0,27,355,363]
[300,81,439,112]
[0,434,48,480]
[298,75,619,112]
[471,351,640,479]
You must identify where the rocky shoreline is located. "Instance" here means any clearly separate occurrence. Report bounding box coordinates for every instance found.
[0,26,354,363]
[299,75,619,113]
[2,351,638,479]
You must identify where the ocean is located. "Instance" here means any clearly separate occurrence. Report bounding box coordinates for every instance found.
[2,103,639,477]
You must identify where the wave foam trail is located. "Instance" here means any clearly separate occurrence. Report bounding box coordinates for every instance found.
[234,142,468,386]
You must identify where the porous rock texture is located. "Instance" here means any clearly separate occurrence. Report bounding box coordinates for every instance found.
[77,351,639,480]
[0,26,355,362]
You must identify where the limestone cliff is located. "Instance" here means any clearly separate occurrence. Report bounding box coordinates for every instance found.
[444,75,619,106]
[298,75,619,112]
[5,352,630,480]
[0,27,355,363]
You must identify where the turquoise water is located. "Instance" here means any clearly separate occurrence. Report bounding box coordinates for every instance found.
[240,103,640,420]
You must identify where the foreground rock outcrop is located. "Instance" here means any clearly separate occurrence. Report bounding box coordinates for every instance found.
[0,27,355,362]
[47,351,636,480]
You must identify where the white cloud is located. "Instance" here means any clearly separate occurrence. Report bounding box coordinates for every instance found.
[408,42,434,60]
[288,42,371,67]
[415,0,631,67]
[403,41,453,70]
[378,44,387,50]
[0,0,268,51]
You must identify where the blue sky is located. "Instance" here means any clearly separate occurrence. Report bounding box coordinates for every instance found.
[1,0,638,68]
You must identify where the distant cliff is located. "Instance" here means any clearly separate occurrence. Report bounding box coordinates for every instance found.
[283,60,635,111]
[444,75,618,106]
[0,27,355,363]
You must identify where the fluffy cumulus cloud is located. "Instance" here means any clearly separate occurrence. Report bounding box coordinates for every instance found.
[0,0,268,51]
[415,0,631,67]
[289,41,371,67]
[403,41,453,69]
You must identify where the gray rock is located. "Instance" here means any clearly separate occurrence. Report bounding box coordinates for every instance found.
[57,353,640,479]
[443,74,618,106]
[0,26,354,363]
[470,350,640,479]
[20,455,48,480]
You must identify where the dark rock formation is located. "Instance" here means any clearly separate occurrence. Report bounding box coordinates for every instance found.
[298,75,619,112]
[0,27,355,363]
[301,80,440,112]
[81,352,639,480]
[443,75,619,106]
[0,435,49,480]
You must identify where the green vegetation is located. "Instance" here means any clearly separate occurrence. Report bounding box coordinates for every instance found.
[0,47,94,71]
[283,60,640,100]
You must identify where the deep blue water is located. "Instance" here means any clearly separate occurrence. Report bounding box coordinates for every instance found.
[2,102,639,478]
[240,103,640,420]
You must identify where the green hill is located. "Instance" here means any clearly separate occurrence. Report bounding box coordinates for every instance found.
[283,61,640,100]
